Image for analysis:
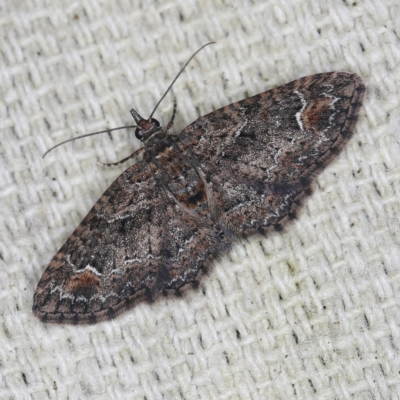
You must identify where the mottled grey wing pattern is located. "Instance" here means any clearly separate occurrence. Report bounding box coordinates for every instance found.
[33,161,230,324]
[33,72,365,324]
[179,72,365,235]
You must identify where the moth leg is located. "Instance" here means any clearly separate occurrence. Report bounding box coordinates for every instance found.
[168,135,226,224]
[98,147,144,167]
[166,97,177,131]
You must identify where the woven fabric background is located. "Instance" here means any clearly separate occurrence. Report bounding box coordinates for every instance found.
[1,0,400,399]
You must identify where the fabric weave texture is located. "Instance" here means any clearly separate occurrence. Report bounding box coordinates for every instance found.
[1,0,400,399]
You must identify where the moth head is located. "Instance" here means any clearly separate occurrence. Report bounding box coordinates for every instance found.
[130,109,162,142]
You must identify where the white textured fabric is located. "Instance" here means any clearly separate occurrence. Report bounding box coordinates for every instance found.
[1,0,400,398]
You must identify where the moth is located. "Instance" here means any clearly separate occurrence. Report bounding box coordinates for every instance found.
[33,43,365,324]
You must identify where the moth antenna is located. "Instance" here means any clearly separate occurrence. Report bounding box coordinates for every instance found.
[149,41,215,119]
[44,43,215,159]
[43,125,137,158]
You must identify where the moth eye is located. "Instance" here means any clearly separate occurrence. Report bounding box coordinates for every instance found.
[135,128,143,140]
[151,118,160,127]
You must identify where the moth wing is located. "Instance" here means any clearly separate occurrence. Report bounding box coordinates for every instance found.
[179,72,365,235]
[33,161,226,324]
